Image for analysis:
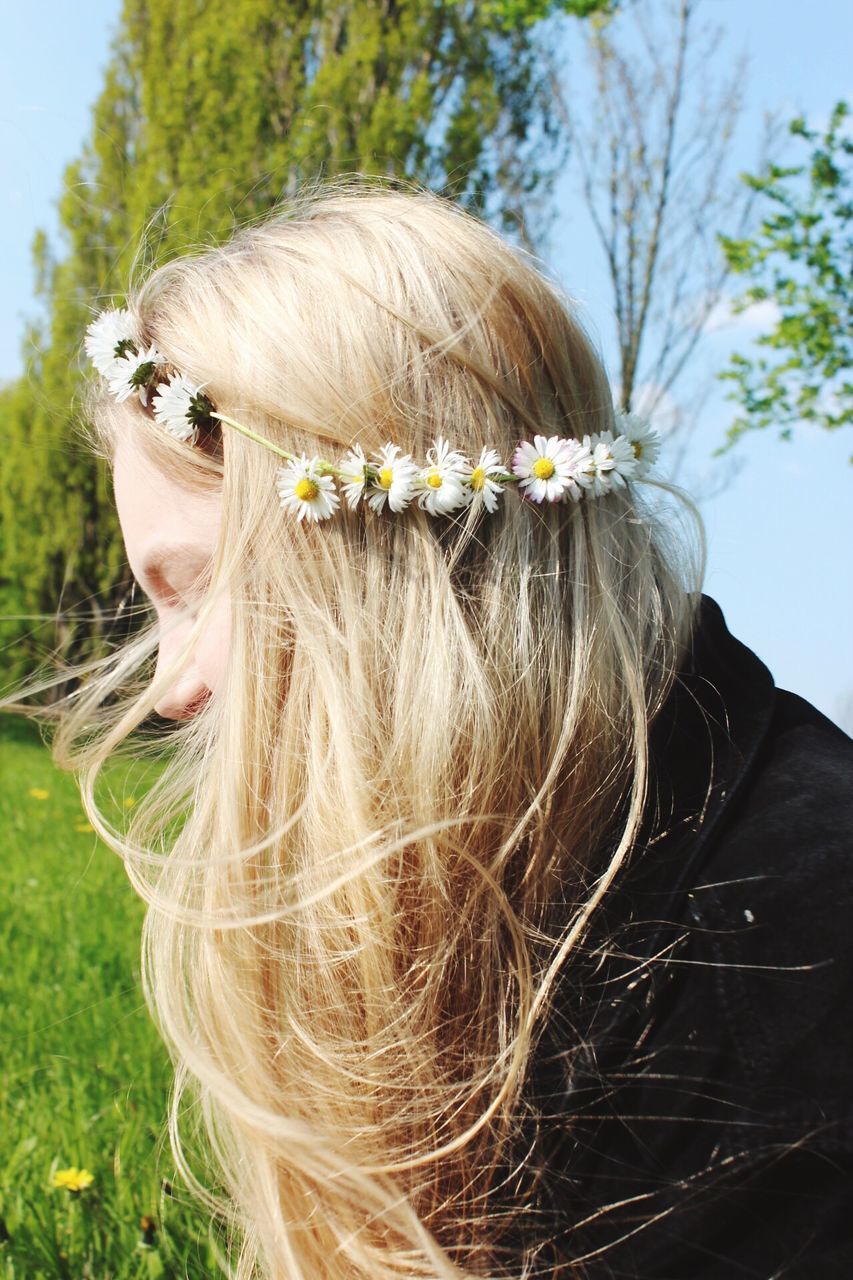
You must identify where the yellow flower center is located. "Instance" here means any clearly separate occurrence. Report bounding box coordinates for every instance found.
[426,468,443,489]
[378,466,394,490]
[295,477,319,502]
[469,467,485,490]
[532,457,556,480]
[631,440,642,458]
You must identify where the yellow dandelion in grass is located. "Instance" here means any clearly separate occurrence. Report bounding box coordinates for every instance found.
[122,797,136,810]
[52,1167,94,1193]
[74,822,95,834]
[29,788,49,801]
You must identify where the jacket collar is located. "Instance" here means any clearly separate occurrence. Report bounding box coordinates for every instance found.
[525,597,780,1211]
[533,596,779,1102]
[636,593,777,904]
[549,595,779,1035]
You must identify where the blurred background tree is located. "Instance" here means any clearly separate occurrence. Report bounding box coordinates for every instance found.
[546,0,767,477]
[717,100,852,457]
[0,0,611,690]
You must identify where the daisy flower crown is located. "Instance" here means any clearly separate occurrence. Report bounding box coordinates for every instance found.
[85,307,661,523]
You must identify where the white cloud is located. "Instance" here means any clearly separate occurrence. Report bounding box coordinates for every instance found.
[702,294,782,335]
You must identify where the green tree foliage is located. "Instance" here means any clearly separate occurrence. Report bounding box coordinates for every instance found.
[717,101,852,457]
[0,0,609,689]
[460,0,614,31]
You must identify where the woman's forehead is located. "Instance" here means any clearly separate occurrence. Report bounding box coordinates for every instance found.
[113,430,221,586]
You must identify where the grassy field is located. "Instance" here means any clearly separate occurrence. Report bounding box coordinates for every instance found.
[0,715,217,1278]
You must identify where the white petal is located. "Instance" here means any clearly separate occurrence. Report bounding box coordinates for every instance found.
[481,481,501,513]
[511,440,539,478]
[84,308,138,377]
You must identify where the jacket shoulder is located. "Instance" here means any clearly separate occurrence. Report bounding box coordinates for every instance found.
[688,684,853,1117]
[546,618,853,1276]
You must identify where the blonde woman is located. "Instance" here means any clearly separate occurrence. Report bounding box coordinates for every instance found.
[29,186,853,1277]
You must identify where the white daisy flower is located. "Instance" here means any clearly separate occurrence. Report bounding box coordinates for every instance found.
[558,438,596,503]
[582,431,631,497]
[617,413,661,477]
[415,436,471,516]
[151,373,208,442]
[276,454,341,522]
[338,443,369,510]
[609,431,640,481]
[511,434,584,503]
[106,343,167,407]
[84,308,138,378]
[365,443,419,514]
[463,446,507,514]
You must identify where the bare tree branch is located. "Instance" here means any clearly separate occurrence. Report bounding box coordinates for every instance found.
[550,0,773,467]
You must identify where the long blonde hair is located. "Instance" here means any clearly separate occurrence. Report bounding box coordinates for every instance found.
[49,184,703,1277]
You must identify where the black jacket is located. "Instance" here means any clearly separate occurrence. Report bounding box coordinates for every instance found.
[533,595,853,1278]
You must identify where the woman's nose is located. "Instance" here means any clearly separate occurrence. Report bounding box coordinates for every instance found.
[153,663,211,719]
[152,626,211,720]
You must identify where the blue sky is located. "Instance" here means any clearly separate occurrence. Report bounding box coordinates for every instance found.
[1,1,851,726]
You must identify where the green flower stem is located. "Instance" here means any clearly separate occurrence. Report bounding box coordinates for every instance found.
[212,412,357,479]
[210,412,298,462]
[317,460,355,480]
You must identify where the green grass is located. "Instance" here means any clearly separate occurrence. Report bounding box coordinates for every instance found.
[0,715,218,1278]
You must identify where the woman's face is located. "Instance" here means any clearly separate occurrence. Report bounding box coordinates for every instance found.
[113,430,230,719]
